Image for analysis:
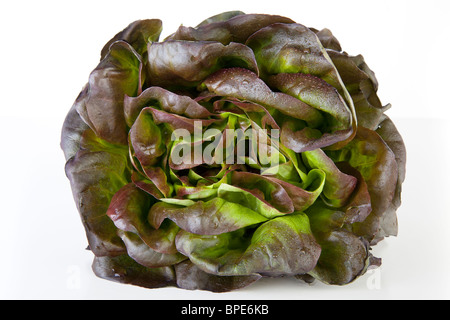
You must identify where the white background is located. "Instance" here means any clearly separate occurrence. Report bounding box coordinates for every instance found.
[1,0,449,300]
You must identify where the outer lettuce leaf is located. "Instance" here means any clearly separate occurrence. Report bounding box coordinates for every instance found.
[147,41,259,88]
[168,14,295,45]
[305,202,372,285]
[326,127,398,243]
[376,115,407,209]
[105,183,180,254]
[61,87,90,161]
[101,19,163,60]
[77,41,143,145]
[175,260,261,292]
[65,129,130,256]
[92,255,177,289]
[176,213,321,277]
[196,11,246,27]
[328,50,386,130]
[239,214,321,276]
[246,23,348,92]
[374,115,407,241]
[118,231,186,268]
[313,28,342,52]
[309,229,371,285]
